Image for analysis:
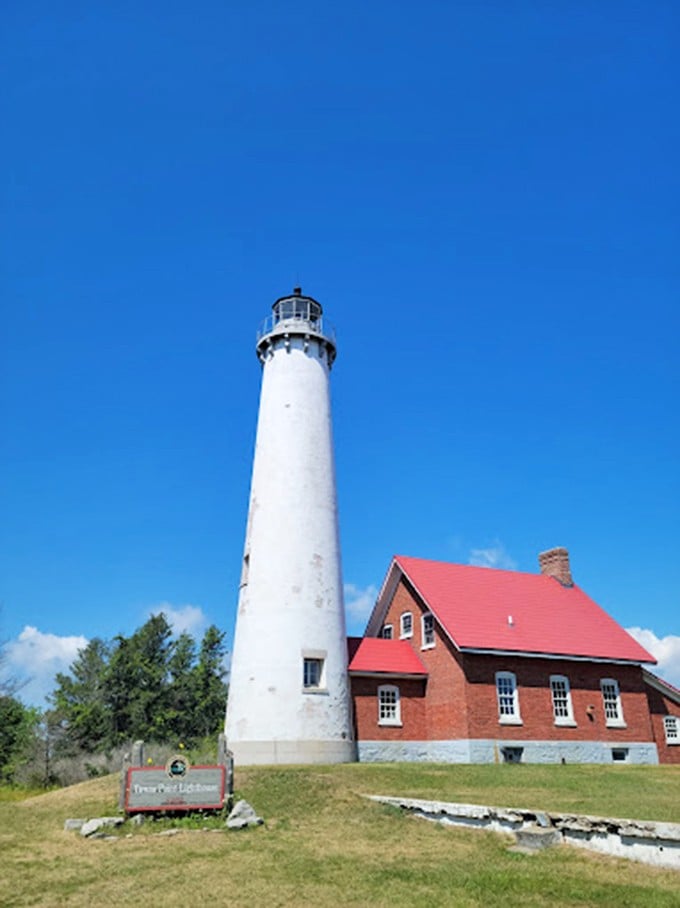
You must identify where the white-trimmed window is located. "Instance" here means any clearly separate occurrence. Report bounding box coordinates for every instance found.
[601,678,625,726]
[303,657,325,691]
[400,612,413,639]
[421,612,435,649]
[496,671,522,724]
[381,624,393,640]
[550,675,575,726]
[378,684,402,726]
[664,715,679,745]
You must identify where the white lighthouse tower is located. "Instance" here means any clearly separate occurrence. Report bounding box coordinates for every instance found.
[225,288,355,765]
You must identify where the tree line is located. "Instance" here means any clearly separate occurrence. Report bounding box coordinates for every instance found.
[0,614,228,785]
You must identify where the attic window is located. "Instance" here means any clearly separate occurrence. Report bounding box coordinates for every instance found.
[381,624,393,640]
[421,613,435,649]
[664,716,679,744]
[400,612,413,639]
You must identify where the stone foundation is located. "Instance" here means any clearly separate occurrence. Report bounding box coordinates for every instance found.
[229,739,357,765]
[357,738,659,764]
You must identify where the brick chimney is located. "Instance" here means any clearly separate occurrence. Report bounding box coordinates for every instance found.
[538,547,573,587]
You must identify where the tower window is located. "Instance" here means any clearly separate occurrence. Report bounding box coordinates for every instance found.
[303,658,324,690]
[240,553,250,588]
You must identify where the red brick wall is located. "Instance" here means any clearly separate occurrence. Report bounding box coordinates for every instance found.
[645,684,680,764]
[379,578,469,739]
[351,676,427,740]
[462,654,654,744]
[368,576,656,748]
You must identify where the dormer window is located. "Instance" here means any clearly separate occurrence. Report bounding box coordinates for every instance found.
[400,612,413,639]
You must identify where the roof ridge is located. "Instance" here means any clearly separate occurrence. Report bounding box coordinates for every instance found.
[395,554,543,579]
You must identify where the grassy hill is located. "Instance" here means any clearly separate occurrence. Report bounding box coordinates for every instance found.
[2,763,679,906]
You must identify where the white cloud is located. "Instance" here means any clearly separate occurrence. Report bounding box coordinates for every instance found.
[2,626,88,707]
[468,541,517,571]
[148,603,208,637]
[626,627,680,688]
[344,583,379,622]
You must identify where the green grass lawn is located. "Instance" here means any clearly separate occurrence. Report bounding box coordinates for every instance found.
[1,763,678,907]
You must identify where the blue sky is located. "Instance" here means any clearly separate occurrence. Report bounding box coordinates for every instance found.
[2,1,678,704]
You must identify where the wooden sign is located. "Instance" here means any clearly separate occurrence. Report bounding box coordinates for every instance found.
[125,757,226,813]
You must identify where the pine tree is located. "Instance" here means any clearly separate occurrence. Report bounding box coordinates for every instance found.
[50,638,110,751]
[166,632,198,742]
[192,625,229,739]
[0,696,39,782]
[105,614,174,743]
[48,615,228,752]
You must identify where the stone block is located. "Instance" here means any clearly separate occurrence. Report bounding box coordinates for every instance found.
[226,799,263,830]
[80,816,125,837]
[512,826,561,851]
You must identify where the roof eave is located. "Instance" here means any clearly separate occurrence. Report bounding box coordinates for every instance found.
[348,670,428,680]
[459,645,657,665]
[642,668,680,705]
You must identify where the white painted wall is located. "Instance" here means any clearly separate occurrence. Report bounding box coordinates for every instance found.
[225,327,355,764]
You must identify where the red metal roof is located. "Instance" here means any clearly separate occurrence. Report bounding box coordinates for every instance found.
[348,636,428,675]
[391,555,656,664]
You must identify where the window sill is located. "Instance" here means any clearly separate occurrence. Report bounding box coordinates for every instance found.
[302,688,329,696]
[421,643,435,651]
[665,739,679,746]
[554,719,577,727]
[378,720,403,727]
[605,719,627,728]
[399,633,413,640]
[499,716,523,726]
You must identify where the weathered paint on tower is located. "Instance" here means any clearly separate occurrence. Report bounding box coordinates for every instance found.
[225,289,356,764]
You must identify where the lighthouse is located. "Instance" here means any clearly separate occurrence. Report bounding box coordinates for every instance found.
[225,289,356,764]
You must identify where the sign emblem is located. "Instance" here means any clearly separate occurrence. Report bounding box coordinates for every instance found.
[166,754,189,778]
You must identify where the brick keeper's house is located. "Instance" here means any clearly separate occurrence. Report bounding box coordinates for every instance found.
[348,547,680,764]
